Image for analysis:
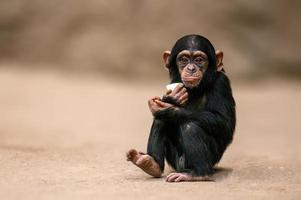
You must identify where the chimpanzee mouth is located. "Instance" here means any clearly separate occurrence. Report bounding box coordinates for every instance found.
[182,75,201,82]
[182,76,201,88]
[183,77,199,81]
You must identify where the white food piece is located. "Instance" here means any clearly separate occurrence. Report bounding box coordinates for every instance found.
[166,83,181,91]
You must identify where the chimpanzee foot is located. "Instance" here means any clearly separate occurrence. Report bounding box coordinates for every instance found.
[165,172,212,182]
[126,149,162,178]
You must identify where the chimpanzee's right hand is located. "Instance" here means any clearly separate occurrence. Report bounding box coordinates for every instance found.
[162,83,188,106]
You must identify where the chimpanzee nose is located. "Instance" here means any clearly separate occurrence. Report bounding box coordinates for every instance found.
[187,65,197,73]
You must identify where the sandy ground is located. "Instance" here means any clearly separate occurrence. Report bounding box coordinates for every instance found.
[0,68,300,200]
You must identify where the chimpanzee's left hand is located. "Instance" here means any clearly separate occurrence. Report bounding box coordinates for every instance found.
[148,97,177,115]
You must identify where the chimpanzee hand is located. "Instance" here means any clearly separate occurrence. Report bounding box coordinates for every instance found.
[148,96,177,115]
[162,83,188,107]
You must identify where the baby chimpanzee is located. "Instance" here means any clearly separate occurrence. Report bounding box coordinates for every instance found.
[127,34,236,182]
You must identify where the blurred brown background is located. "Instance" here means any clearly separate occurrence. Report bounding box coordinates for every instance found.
[0,0,300,79]
[0,1,300,200]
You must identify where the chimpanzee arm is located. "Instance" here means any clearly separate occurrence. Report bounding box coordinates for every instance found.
[154,107,192,120]
[194,73,236,139]
[154,73,235,136]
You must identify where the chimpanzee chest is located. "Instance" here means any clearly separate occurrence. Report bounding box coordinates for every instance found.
[186,95,207,111]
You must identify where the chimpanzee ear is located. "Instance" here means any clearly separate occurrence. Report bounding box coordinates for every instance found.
[163,50,171,70]
[215,50,224,72]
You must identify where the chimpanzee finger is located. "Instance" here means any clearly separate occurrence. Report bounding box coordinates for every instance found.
[179,97,188,106]
[176,87,187,97]
[166,172,176,180]
[155,99,172,108]
[154,100,167,107]
[165,89,172,95]
[166,173,180,182]
[148,99,158,111]
[177,88,188,98]
[177,92,188,102]
[174,175,186,182]
[171,83,184,95]
[148,98,156,105]
[152,96,161,101]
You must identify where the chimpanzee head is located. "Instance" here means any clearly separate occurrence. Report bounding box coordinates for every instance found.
[163,34,224,89]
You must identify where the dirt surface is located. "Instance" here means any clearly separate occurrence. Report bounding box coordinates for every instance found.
[0,68,300,200]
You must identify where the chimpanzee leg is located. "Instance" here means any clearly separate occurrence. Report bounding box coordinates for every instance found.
[180,122,218,176]
[147,119,167,171]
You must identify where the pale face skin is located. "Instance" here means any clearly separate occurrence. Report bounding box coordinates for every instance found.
[176,50,209,89]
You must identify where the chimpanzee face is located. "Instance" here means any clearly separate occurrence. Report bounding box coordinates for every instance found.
[176,50,209,88]
[163,35,223,89]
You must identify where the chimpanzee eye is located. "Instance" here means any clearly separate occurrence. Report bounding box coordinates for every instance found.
[179,56,189,64]
[194,57,204,64]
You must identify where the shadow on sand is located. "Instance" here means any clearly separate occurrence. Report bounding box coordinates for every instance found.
[211,167,233,181]
[126,166,233,182]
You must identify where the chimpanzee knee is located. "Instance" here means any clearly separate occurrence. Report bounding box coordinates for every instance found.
[179,122,218,176]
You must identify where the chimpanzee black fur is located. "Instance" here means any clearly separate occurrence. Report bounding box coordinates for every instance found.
[147,34,236,176]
